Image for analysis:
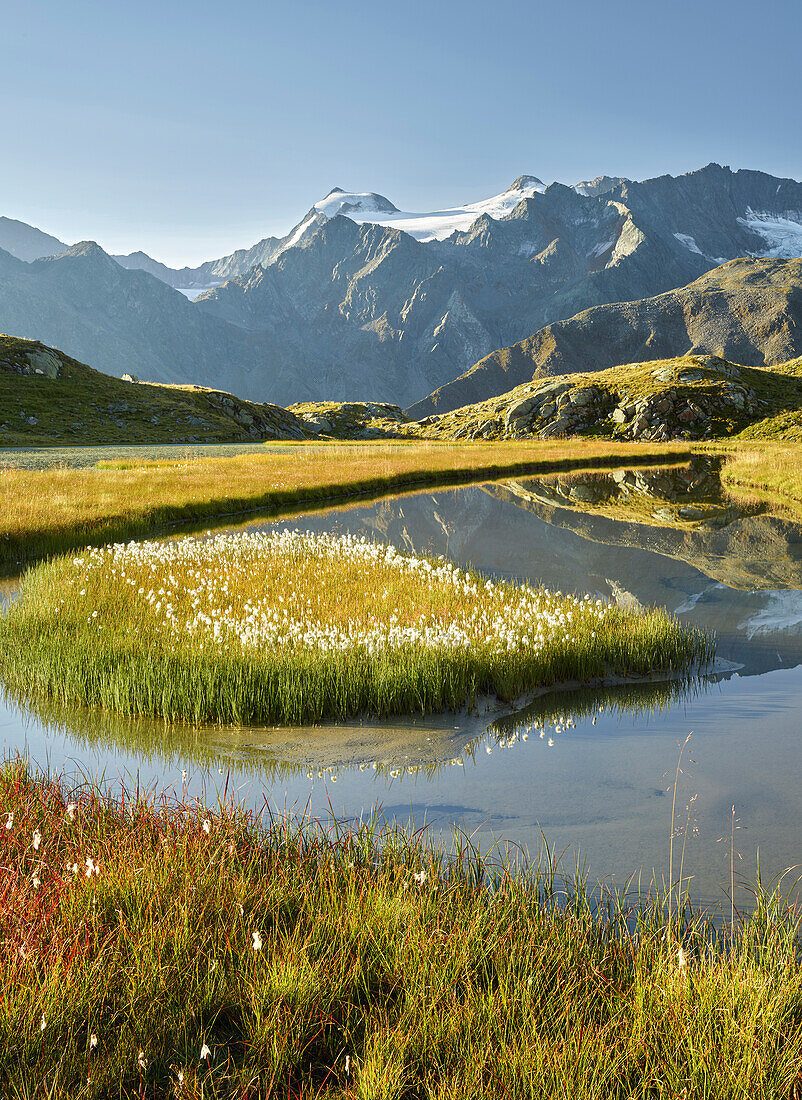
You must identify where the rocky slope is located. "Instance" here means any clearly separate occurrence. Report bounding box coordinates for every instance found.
[410,259,802,415]
[0,336,309,446]
[408,355,802,443]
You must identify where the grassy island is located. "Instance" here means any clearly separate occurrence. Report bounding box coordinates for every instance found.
[0,531,713,725]
[1,760,801,1099]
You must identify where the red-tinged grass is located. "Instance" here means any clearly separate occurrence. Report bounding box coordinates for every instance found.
[2,759,802,1099]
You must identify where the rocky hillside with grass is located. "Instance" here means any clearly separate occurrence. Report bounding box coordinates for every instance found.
[411,259,802,415]
[0,336,309,446]
[409,354,802,443]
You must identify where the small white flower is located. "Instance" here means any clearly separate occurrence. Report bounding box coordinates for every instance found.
[202,820,211,834]
[138,1050,147,1071]
[31,874,40,889]
[33,830,42,851]
[71,863,79,876]
[66,803,77,822]
[413,869,428,886]
[252,930,263,951]
[5,813,12,830]
[200,1042,212,1061]
[90,1033,98,1048]
[40,1014,46,1032]
[178,1069,184,1083]
[678,946,687,969]
[181,769,187,784]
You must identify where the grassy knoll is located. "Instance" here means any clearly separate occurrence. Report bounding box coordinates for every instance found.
[2,760,802,1099]
[720,442,802,518]
[0,335,310,447]
[0,531,713,725]
[0,439,692,568]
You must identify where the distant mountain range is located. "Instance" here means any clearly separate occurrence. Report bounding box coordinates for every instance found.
[1,164,802,408]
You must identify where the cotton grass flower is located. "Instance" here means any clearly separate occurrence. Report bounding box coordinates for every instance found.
[5,812,12,830]
[137,1051,147,1071]
[252,930,263,951]
[65,803,77,822]
[32,830,42,850]
[200,1042,212,1061]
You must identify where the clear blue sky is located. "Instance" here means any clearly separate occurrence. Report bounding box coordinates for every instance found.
[2,0,800,266]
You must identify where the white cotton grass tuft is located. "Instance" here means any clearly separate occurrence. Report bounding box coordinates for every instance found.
[252,930,263,951]
[62,529,619,662]
[200,1042,212,1061]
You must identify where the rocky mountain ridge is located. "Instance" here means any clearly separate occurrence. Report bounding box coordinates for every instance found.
[1,165,801,407]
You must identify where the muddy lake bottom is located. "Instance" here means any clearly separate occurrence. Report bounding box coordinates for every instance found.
[2,453,802,908]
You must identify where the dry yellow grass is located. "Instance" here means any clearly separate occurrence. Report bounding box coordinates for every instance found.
[720,442,802,518]
[0,440,691,566]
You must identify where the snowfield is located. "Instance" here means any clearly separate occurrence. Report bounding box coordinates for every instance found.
[313,177,547,242]
[738,208,802,259]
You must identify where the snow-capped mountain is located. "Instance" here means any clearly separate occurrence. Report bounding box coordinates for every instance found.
[2,164,802,409]
[312,175,547,241]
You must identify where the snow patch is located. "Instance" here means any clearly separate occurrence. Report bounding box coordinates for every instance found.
[313,179,547,243]
[590,238,616,258]
[281,212,318,251]
[738,590,802,639]
[737,207,802,258]
[673,232,704,256]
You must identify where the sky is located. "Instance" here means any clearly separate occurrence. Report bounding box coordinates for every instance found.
[2,0,801,267]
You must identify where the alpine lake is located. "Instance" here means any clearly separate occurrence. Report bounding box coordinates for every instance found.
[3,449,802,910]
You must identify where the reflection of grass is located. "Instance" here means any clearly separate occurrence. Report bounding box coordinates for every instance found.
[490,674,715,741]
[0,532,714,725]
[501,458,766,531]
[3,758,802,1098]
[0,439,691,568]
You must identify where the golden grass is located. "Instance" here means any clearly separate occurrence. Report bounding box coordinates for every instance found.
[719,442,802,519]
[3,760,802,1098]
[0,440,692,568]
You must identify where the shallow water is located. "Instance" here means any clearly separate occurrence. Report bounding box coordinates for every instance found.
[3,458,802,906]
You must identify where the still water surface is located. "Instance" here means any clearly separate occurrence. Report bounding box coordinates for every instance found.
[3,458,802,906]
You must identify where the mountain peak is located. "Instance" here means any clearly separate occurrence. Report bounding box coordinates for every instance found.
[508,174,545,192]
[64,240,109,259]
[315,190,399,218]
